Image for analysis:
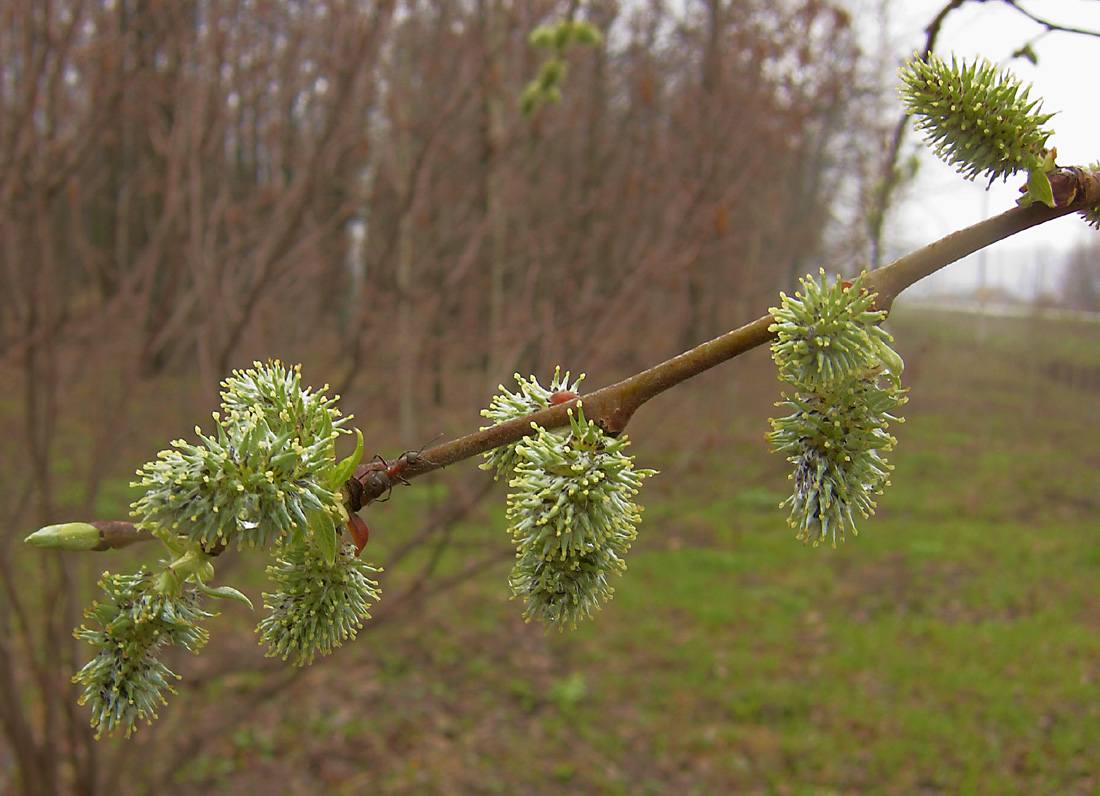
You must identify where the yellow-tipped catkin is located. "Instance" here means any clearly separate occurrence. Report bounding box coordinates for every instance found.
[899,52,1055,185]
[768,272,907,547]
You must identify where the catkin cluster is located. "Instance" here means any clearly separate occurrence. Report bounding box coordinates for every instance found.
[483,372,655,629]
[768,271,906,547]
[73,571,213,737]
[258,540,382,666]
[131,361,351,550]
[72,361,378,737]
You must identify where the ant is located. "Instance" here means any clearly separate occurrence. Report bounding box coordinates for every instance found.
[344,435,443,555]
[362,454,408,502]
[364,434,443,502]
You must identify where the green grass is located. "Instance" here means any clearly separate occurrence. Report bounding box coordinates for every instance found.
[10,307,1100,795]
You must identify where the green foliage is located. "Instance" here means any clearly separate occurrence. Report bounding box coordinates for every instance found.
[131,361,357,551]
[73,570,213,738]
[258,539,382,666]
[768,271,907,547]
[899,52,1057,205]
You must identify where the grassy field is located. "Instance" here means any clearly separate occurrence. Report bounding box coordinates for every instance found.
[7,306,1100,795]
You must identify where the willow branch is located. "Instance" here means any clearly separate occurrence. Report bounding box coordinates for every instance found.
[46,170,1100,532]
[354,167,1100,503]
[865,167,1099,308]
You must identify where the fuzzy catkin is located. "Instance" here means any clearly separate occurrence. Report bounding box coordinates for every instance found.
[768,271,906,547]
[73,571,213,737]
[131,361,351,551]
[899,52,1054,184]
[258,540,381,666]
[482,372,655,628]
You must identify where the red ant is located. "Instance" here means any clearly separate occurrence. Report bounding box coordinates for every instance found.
[363,435,442,502]
[345,436,443,555]
[362,453,409,502]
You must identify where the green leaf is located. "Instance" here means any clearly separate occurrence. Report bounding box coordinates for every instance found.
[327,428,364,492]
[1018,167,1055,208]
[312,511,338,567]
[528,24,556,49]
[197,582,254,610]
[570,21,602,46]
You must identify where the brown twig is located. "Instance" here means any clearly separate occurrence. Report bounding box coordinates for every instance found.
[90,522,157,551]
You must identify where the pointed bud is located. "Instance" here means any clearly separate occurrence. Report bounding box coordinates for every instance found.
[25,522,101,552]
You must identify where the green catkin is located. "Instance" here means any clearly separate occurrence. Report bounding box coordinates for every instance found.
[72,361,372,737]
[482,373,655,629]
[258,539,381,666]
[73,571,213,738]
[480,367,586,480]
[768,271,907,548]
[130,361,353,551]
[899,52,1055,185]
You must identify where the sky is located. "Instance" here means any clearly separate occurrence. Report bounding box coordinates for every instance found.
[857,0,1100,298]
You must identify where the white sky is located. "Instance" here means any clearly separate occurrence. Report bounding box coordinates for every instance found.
[859,0,1100,295]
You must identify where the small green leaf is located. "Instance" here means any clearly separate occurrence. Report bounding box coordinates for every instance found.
[1012,43,1038,66]
[553,21,572,50]
[1018,167,1055,208]
[519,83,541,117]
[157,532,190,556]
[538,58,567,91]
[327,427,364,491]
[570,21,602,46]
[197,582,254,610]
[312,511,338,566]
[165,547,214,583]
